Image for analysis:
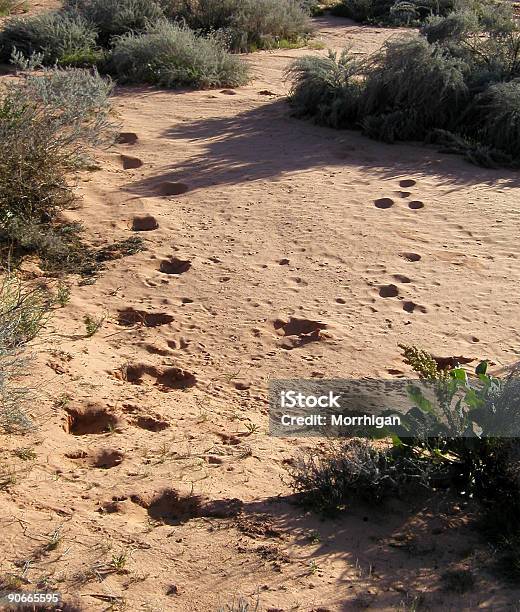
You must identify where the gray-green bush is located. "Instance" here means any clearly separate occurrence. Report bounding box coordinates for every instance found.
[331,0,454,25]
[65,0,166,45]
[287,2,520,167]
[0,11,99,65]
[0,66,117,267]
[164,0,313,51]
[107,21,249,88]
[0,275,51,434]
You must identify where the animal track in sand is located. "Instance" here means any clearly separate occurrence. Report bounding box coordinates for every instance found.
[131,215,158,231]
[399,252,422,262]
[400,179,417,188]
[409,201,425,210]
[159,257,191,275]
[132,415,170,431]
[379,284,399,298]
[117,132,139,145]
[66,447,124,468]
[274,317,327,349]
[121,154,143,170]
[118,308,174,328]
[403,301,427,314]
[392,274,412,283]
[64,404,120,435]
[158,182,189,196]
[374,198,394,209]
[116,363,196,391]
[397,191,412,198]
[90,449,125,468]
[131,489,243,525]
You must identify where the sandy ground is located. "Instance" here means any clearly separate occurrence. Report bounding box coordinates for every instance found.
[1,13,520,612]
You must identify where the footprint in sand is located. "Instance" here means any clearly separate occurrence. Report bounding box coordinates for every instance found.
[117,132,139,145]
[131,415,170,432]
[273,317,327,349]
[399,252,421,262]
[399,179,417,188]
[408,201,425,210]
[115,363,196,391]
[379,284,399,298]
[63,404,121,435]
[392,274,412,283]
[117,308,174,328]
[403,301,428,314]
[131,215,159,231]
[396,191,412,198]
[159,257,191,275]
[121,154,143,170]
[158,182,190,196]
[374,197,394,209]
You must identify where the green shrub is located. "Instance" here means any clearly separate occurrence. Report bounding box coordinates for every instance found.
[107,21,249,88]
[0,11,98,65]
[65,0,165,45]
[164,0,312,51]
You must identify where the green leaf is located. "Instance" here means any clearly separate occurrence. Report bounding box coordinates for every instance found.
[475,360,488,376]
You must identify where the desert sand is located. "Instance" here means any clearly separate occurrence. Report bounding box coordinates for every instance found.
[1,12,520,612]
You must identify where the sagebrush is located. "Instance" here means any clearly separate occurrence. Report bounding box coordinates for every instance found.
[287,1,520,167]
[107,21,249,88]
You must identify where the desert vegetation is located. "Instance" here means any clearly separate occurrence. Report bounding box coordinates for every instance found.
[0,2,518,609]
[288,0,520,167]
[289,347,520,575]
[0,62,118,271]
[331,0,454,25]
[0,0,315,89]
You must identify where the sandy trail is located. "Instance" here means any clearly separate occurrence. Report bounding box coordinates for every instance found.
[1,16,520,612]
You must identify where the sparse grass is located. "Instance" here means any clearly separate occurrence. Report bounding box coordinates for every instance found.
[287,1,520,167]
[0,0,26,17]
[83,312,106,337]
[12,447,36,460]
[217,596,259,612]
[107,21,249,89]
[53,282,71,307]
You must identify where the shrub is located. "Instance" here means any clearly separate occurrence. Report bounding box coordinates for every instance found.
[288,438,432,513]
[361,37,469,142]
[65,0,165,45]
[164,0,312,52]
[286,50,364,127]
[0,66,117,267]
[287,2,520,167]
[0,274,51,434]
[0,11,98,65]
[107,21,249,88]
[331,0,454,25]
